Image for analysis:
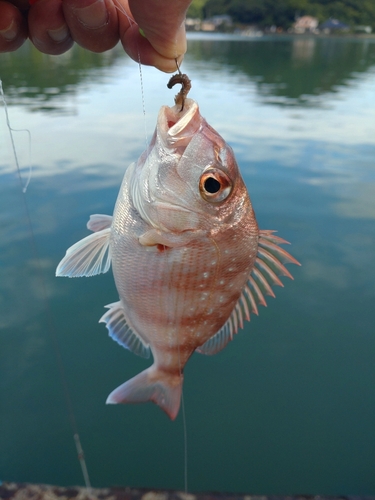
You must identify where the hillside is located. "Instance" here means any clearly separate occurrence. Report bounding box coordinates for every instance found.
[187,0,375,30]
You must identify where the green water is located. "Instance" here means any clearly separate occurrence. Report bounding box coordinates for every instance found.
[1,34,375,495]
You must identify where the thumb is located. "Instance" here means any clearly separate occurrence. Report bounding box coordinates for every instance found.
[128,0,189,61]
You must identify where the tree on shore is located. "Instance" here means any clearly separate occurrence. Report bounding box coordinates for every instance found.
[187,0,375,30]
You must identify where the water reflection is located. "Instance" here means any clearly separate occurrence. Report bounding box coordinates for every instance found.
[1,36,375,494]
[186,34,375,104]
[1,35,375,112]
[291,37,317,62]
[0,42,130,113]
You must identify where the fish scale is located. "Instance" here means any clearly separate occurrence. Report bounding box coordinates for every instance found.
[56,97,300,420]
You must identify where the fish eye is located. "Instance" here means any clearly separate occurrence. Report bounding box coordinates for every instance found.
[199,168,232,203]
[204,177,221,194]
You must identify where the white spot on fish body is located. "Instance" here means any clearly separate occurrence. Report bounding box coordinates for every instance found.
[203,272,209,278]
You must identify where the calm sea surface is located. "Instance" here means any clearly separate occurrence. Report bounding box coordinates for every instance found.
[1,34,375,495]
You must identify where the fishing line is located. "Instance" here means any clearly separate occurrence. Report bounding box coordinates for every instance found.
[110,5,189,492]
[172,55,189,494]
[137,55,149,149]
[113,0,149,149]
[172,57,189,494]
[177,344,188,493]
[0,80,92,494]
[165,41,190,496]
[0,79,32,192]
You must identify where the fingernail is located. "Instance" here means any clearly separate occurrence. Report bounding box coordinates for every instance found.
[73,0,108,29]
[47,25,70,43]
[175,23,187,57]
[163,54,185,74]
[0,20,18,41]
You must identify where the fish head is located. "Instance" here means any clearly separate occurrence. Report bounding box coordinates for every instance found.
[132,98,253,235]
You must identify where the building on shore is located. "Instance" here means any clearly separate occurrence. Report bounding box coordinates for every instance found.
[292,16,319,34]
[319,18,350,34]
[186,15,233,32]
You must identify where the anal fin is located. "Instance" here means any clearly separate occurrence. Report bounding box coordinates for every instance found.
[196,318,235,355]
[100,301,150,358]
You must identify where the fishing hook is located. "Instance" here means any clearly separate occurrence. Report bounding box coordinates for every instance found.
[167,59,191,112]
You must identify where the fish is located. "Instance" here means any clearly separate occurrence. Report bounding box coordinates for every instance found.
[56,93,300,420]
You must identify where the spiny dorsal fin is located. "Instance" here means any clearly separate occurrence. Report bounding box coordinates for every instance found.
[100,301,150,359]
[196,230,300,355]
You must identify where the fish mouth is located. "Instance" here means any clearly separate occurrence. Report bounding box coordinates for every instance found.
[158,98,202,149]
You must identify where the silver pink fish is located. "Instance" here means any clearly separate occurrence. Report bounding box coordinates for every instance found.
[56,97,300,420]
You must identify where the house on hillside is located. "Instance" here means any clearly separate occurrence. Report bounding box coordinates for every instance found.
[319,18,350,34]
[185,18,201,31]
[201,15,233,31]
[292,16,319,34]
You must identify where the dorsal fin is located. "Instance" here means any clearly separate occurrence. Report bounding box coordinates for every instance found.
[196,230,300,355]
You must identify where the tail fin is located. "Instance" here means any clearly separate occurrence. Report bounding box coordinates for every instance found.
[106,366,183,420]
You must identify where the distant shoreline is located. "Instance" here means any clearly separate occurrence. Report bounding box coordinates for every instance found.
[186,31,375,40]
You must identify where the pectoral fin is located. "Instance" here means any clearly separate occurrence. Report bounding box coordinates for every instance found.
[56,227,111,277]
[87,214,112,232]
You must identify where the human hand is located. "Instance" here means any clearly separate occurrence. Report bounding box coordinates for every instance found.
[0,0,191,72]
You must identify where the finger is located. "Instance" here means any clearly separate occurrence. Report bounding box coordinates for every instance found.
[62,0,119,53]
[28,0,73,55]
[120,23,183,73]
[128,0,188,61]
[6,0,29,10]
[0,1,28,52]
